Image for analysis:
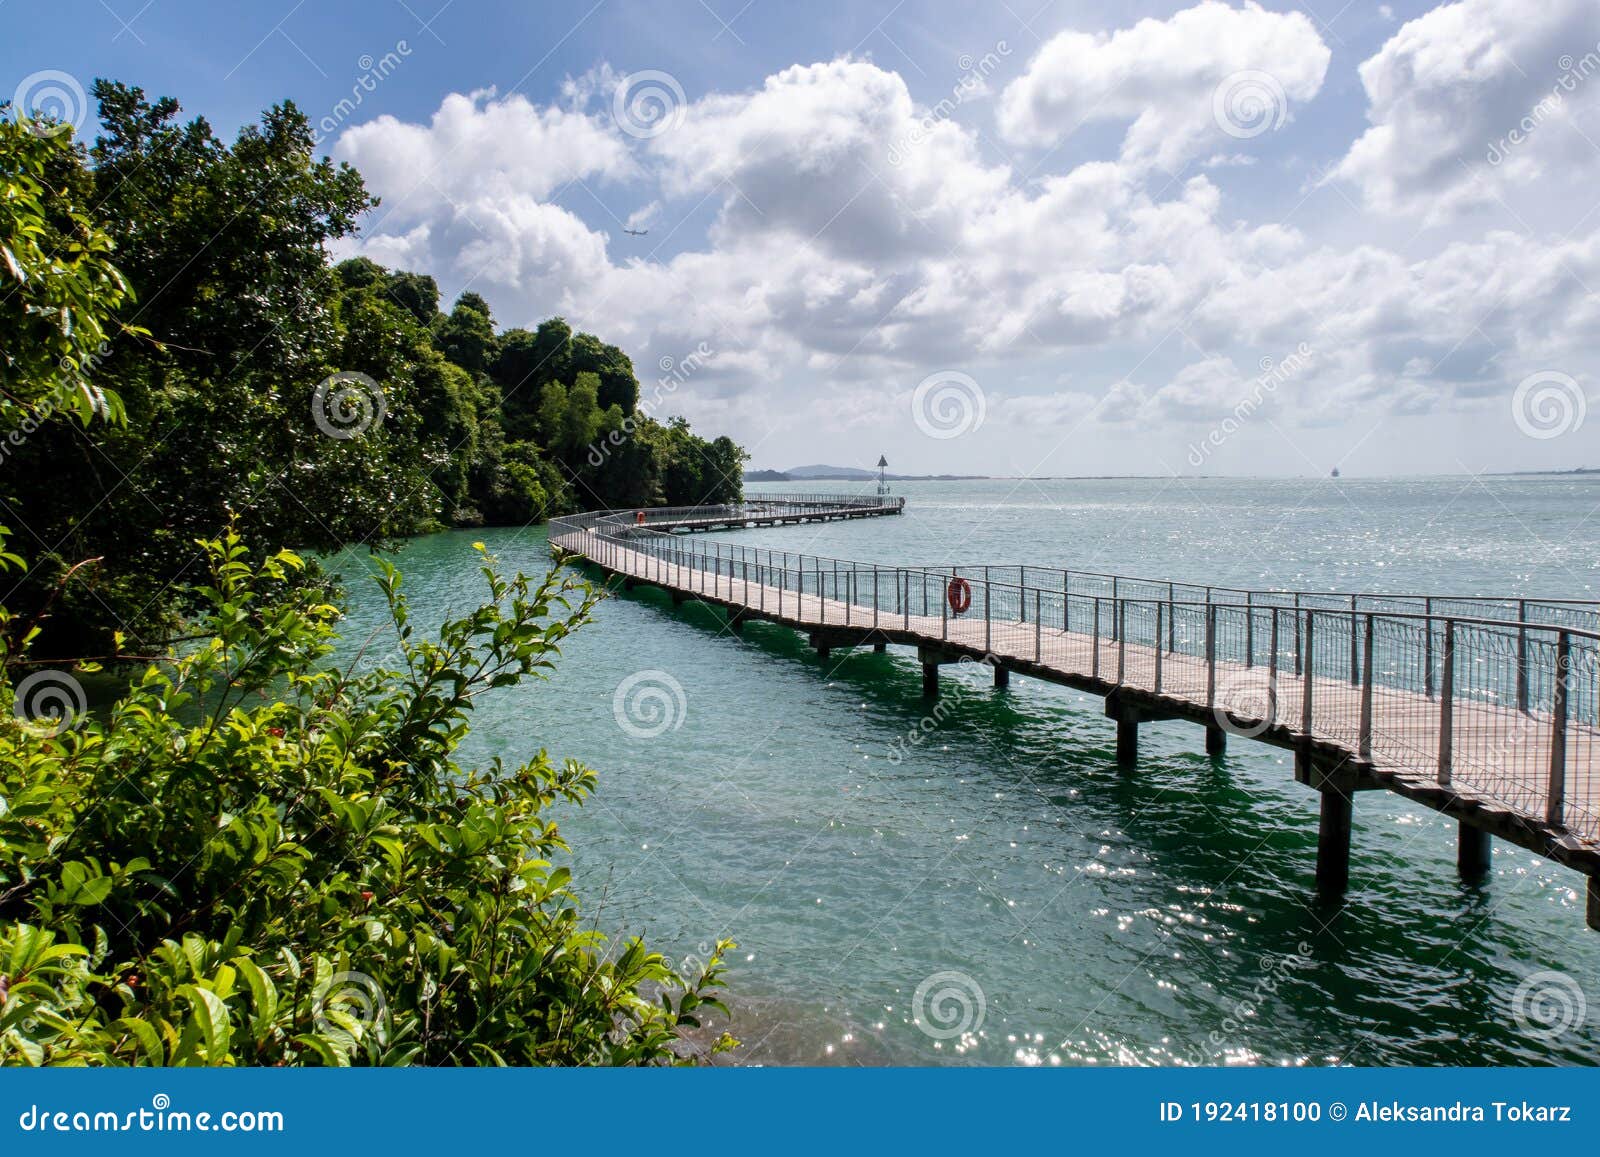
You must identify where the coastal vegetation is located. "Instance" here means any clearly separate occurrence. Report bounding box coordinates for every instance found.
[0,87,737,1064]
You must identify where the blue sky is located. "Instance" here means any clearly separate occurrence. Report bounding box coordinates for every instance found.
[8,0,1600,477]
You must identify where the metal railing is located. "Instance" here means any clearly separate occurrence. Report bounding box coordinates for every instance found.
[550,499,1600,844]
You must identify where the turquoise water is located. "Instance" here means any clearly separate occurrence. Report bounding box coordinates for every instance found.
[327,477,1600,1066]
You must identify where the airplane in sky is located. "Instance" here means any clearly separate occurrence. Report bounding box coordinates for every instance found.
[623,228,648,236]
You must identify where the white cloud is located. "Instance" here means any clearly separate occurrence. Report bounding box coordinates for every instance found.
[1332,0,1600,219]
[996,1,1330,170]
[326,9,1600,472]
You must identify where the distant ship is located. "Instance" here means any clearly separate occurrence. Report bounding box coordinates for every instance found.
[1331,467,1341,478]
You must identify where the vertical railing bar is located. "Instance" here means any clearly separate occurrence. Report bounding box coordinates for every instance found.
[1437,619,1455,786]
[1548,630,1570,827]
[1302,611,1315,737]
[1359,612,1375,762]
[1205,604,1216,708]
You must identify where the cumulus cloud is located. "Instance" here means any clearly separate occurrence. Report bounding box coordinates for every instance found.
[996,1,1330,170]
[327,3,1600,471]
[1331,0,1600,219]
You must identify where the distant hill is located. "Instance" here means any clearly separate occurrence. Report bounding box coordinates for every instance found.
[784,463,876,480]
[743,463,991,482]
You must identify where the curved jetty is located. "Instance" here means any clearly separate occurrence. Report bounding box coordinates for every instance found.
[552,495,1600,928]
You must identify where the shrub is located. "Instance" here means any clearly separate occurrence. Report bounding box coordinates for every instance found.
[0,529,733,1065]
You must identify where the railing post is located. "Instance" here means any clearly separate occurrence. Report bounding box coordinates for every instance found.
[1293,593,1303,677]
[1517,599,1530,714]
[1167,583,1176,653]
[1245,591,1254,667]
[1437,620,1455,786]
[942,576,948,642]
[1034,589,1042,662]
[1064,572,1071,633]
[1269,607,1280,686]
[1205,603,1216,707]
[1548,631,1570,827]
[1092,597,1101,679]
[1154,602,1164,693]
[1348,598,1359,687]
[1359,613,1374,762]
[873,569,879,629]
[1301,611,1315,735]
[1423,597,1434,698]
[1117,600,1126,683]
[1112,577,1120,641]
[985,581,992,653]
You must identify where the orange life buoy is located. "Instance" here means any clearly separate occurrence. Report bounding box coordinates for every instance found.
[947,576,972,615]
[635,510,645,525]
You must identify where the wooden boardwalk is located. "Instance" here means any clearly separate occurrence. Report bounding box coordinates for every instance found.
[552,496,1600,927]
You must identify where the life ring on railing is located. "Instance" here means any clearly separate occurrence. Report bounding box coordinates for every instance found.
[947,576,973,616]
[635,510,645,525]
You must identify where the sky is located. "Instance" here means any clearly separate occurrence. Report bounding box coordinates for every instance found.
[6,0,1600,478]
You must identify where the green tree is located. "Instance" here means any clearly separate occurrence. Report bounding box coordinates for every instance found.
[0,529,734,1065]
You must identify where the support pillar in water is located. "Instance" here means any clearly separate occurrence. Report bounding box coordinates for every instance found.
[1116,718,1138,768]
[1316,788,1353,898]
[994,665,1010,689]
[1456,822,1492,882]
[922,662,939,698]
[1205,723,1226,757]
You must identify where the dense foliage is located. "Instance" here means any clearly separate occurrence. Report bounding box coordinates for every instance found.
[0,529,733,1065]
[0,92,741,1065]
[0,83,747,659]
